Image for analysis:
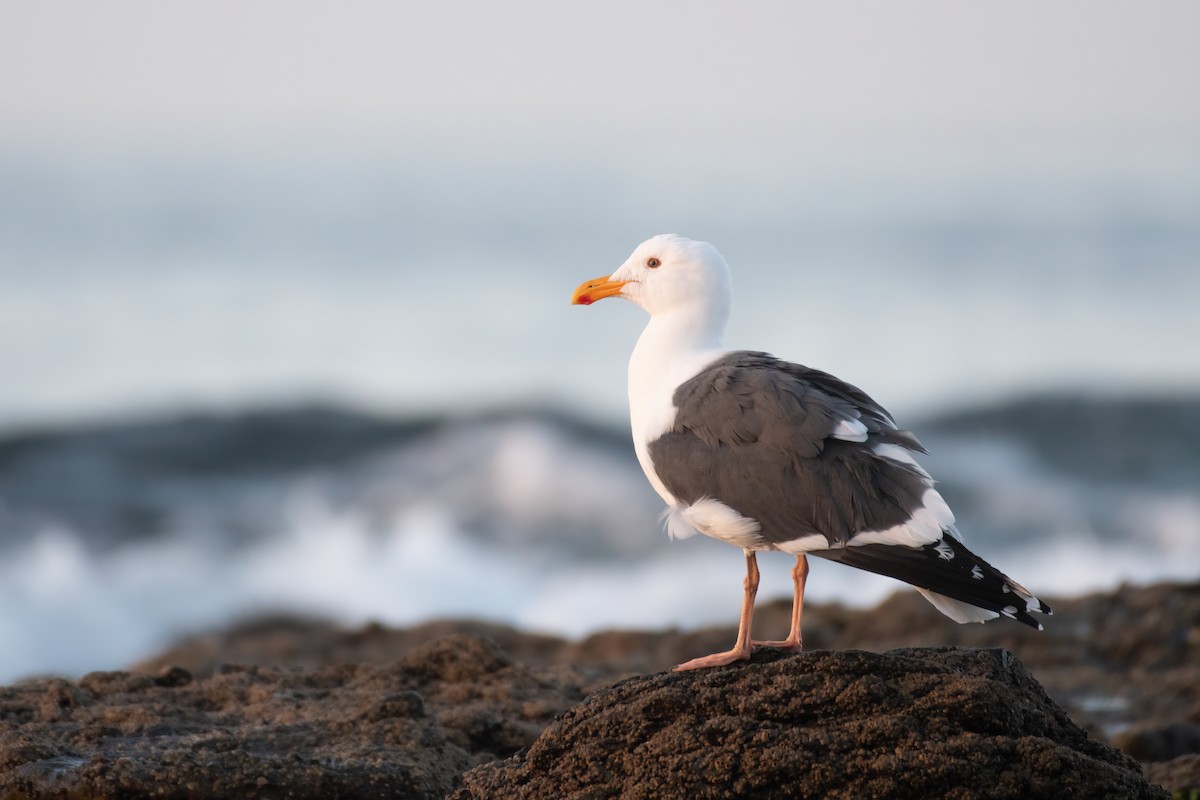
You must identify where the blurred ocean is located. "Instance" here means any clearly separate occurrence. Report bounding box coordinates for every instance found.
[1,153,1198,682]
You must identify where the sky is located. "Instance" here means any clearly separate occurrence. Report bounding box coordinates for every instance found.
[4,1,1199,165]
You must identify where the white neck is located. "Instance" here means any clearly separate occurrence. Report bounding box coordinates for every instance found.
[627,307,728,505]
[629,307,725,390]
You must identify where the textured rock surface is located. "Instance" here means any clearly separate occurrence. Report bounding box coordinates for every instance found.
[136,580,1200,745]
[453,647,1167,800]
[3,581,1196,797]
[0,634,584,800]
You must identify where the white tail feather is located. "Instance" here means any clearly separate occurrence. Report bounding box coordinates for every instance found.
[914,587,1001,624]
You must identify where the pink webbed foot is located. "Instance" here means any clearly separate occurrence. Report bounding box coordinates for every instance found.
[674,551,760,671]
[673,646,753,671]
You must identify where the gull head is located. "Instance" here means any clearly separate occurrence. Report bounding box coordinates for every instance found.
[571,234,733,322]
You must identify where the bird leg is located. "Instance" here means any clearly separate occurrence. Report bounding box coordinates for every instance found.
[752,554,808,652]
[674,550,759,671]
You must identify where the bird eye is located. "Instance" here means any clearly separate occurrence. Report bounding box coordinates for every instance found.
[647,257,661,269]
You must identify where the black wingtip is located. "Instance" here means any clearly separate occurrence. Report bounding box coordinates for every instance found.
[816,535,1051,630]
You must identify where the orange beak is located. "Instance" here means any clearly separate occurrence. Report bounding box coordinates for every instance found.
[571,274,628,305]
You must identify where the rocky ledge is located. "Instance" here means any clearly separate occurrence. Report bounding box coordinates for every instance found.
[0,645,1170,799]
[2,580,1197,798]
[455,647,1163,800]
[0,635,579,799]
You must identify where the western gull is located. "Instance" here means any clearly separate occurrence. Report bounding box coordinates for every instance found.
[571,234,1051,671]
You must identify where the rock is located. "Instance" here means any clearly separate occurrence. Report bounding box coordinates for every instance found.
[134,580,1200,747]
[132,615,573,681]
[0,634,585,800]
[1144,754,1200,797]
[9,580,1198,796]
[452,647,1168,800]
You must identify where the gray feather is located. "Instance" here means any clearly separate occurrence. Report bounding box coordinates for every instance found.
[648,351,930,547]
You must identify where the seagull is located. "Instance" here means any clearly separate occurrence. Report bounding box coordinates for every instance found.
[571,234,1050,671]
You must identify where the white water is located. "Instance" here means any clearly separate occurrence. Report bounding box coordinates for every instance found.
[2,413,1197,683]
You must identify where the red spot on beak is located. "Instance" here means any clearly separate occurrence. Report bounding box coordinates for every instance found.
[571,274,626,305]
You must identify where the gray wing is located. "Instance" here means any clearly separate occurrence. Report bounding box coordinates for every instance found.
[647,351,929,547]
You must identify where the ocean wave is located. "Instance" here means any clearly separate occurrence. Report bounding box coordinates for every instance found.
[1,397,1197,682]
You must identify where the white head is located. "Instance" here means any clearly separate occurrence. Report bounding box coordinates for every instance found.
[571,234,733,327]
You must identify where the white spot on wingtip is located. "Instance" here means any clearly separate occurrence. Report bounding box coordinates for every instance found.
[933,539,955,561]
[971,565,984,580]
